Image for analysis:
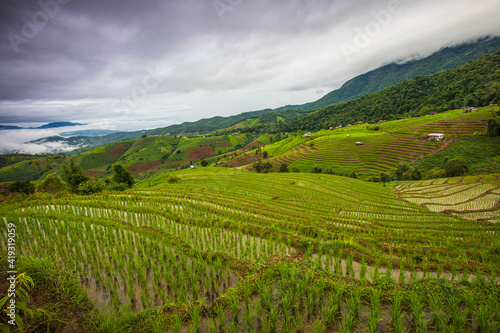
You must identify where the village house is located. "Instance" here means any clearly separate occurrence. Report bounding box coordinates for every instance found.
[462,106,478,113]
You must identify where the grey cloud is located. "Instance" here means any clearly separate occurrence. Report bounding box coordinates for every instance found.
[0,0,499,129]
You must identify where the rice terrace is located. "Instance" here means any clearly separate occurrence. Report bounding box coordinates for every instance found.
[1,16,500,333]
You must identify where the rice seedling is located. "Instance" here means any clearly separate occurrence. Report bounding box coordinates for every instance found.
[312,317,325,333]
[391,292,404,333]
[342,289,360,333]
[410,290,426,333]
[368,289,381,333]
[429,295,448,332]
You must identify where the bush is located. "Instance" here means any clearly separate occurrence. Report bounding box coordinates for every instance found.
[253,161,272,173]
[200,159,208,167]
[430,169,447,179]
[37,173,67,195]
[168,175,180,183]
[312,165,322,174]
[77,178,104,195]
[379,172,392,183]
[279,163,289,173]
[291,167,300,173]
[107,182,129,191]
[443,158,469,177]
[8,180,35,195]
[324,168,337,175]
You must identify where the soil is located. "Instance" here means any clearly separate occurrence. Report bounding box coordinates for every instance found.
[188,146,215,161]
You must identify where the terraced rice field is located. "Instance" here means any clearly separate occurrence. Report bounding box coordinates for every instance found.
[288,132,442,175]
[396,174,500,222]
[1,168,499,332]
[380,107,494,135]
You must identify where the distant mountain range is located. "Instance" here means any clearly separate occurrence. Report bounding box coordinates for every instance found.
[7,36,500,153]
[0,121,84,130]
[25,130,146,151]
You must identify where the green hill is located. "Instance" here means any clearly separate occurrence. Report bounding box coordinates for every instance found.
[0,155,66,182]
[223,107,498,178]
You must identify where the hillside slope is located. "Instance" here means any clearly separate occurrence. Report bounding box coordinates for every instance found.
[222,107,498,177]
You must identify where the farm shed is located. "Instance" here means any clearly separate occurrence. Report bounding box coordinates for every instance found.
[427,133,445,141]
[355,142,363,145]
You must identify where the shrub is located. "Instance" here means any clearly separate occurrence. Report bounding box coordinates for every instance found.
[430,169,447,179]
[37,173,67,195]
[168,175,180,183]
[77,178,104,195]
[291,167,300,173]
[8,180,35,195]
[379,172,392,183]
[324,168,337,175]
[443,158,469,177]
[107,182,129,191]
[279,163,289,173]
[312,165,322,174]
[200,159,208,167]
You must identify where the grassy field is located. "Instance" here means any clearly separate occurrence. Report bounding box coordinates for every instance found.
[1,168,499,332]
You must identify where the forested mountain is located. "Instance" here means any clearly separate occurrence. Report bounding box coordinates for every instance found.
[280,49,500,131]
[276,37,500,112]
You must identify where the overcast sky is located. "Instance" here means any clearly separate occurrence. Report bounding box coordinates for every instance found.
[1,0,500,133]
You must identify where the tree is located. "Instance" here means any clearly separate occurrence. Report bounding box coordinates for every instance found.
[110,163,134,188]
[8,180,35,195]
[262,151,269,159]
[253,160,263,173]
[262,162,273,173]
[37,173,67,195]
[141,133,147,138]
[443,158,469,177]
[200,159,208,167]
[279,163,289,173]
[62,158,89,193]
[379,172,392,183]
[487,114,500,136]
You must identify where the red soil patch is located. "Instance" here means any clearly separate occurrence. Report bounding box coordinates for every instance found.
[85,170,105,177]
[244,140,265,149]
[107,145,130,157]
[188,146,215,161]
[220,153,260,168]
[129,160,162,173]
